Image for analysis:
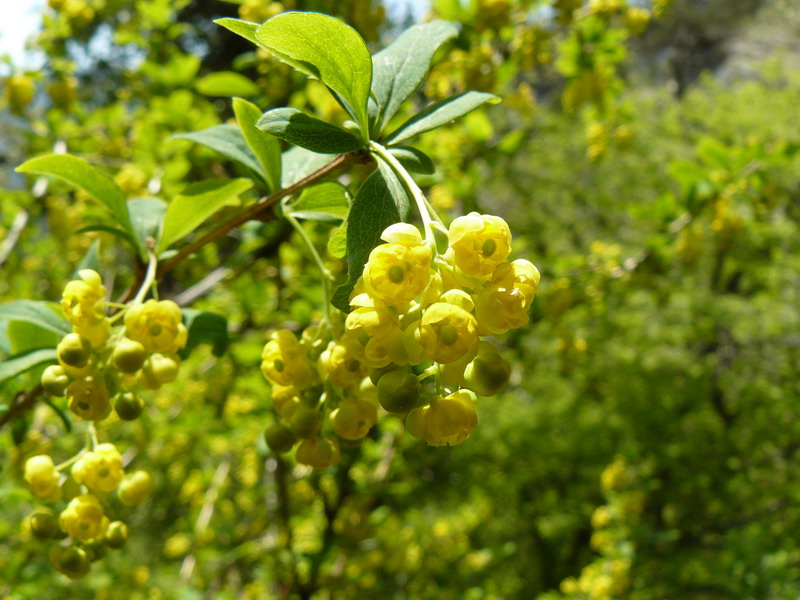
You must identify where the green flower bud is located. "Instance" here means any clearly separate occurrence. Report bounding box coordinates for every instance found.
[118,470,153,506]
[289,406,321,439]
[114,392,144,421]
[264,423,297,453]
[368,364,395,386]
[57,333,92,368]
[112,338,147,373]
[83,539,107,562]
[30,510,59,539]
[105,520,128,549]
[42,364,70,397]
[142,353,180,384]
[51,545,91,579]
[464,351,511,396]
[377,370,421,413]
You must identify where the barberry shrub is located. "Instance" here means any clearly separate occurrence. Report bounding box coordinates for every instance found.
[2,10,538,580]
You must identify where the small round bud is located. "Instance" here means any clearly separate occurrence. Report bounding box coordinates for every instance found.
[118,470,153,506]
[57,333,92,368]
[295,437,340,469]
[42,364,70,397]
[331,399,377,440]
[105,520,128,549]
[112,338,147,373]
[51,545,91,579]
[264,423,296,453]
[24,455,60,499]
[368,364,395,386]
[30,510,59,539]
[114,392,144,421]
[405,405,429,439]
[289,406,321,439]
[376,370,421,413]
[464,351,511,396]
[83,539,107,561]
[142,353,180,384]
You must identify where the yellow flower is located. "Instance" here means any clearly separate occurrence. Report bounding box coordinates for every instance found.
[343,295,406,368]
[330,398,377,440]
[124,299,187,354]
[419,295,478,363]
[318,341,364,388]
[363,224,432,306]
[261,329,314,387]
[423,390,478,447]
[24,455,60,499]
[72,443,124,492]
[448,212,512,277]
[61,269,107,328]
[66,377,111,422]
[118,470,154,506]
[59,494,106,541]
[295,437,341,469]
[475,259,540,334]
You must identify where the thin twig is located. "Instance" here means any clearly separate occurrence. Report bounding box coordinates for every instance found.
[0,210,29,267]
[157,153,357,280]
[0,385,43,429]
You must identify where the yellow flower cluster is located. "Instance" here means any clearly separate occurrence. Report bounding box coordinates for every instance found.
[259,213,538,465]
[259,328,374,469]
[42,270,188,423]
[342,213,537,447]
[22,444,151,579]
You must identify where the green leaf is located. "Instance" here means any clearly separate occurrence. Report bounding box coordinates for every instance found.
[377,160,410,220]
[372,21,459,131]
[15,154,136,251]
[233,97,281,192]
[331,169,401,312]
[172,125,266,181]
[255,12,372,139]
[196,71,261,97]
[180,309,230,358]
[214,18,260,48]
[7,321,62,355]
[327,222,347,258]
[128,197,167,253]
[0,301,71,337]
[159,179,254,252]
[388,146,435,175]
[257,108,364,154]
[281,146,337,188]
[284,181,349,222]
[75,224,135,245]
[0,349,57,384]
[386,91,500,145]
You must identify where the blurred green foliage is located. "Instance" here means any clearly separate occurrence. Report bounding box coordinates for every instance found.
[3,0,800,599]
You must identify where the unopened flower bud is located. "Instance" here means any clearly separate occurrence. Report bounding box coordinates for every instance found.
[105,521,128,549]
[112,338,147,373]
[264,423,296,453]
[289,406,321,439]
[464,351,511,396]
[114,392,144,421]
[118,470,153,506]
[376,370,421,413]
[42,364,70,397]
[57,333,92,368]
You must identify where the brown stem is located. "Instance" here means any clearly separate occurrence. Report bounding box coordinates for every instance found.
[157,152,357,280]
[0,385,43,429]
